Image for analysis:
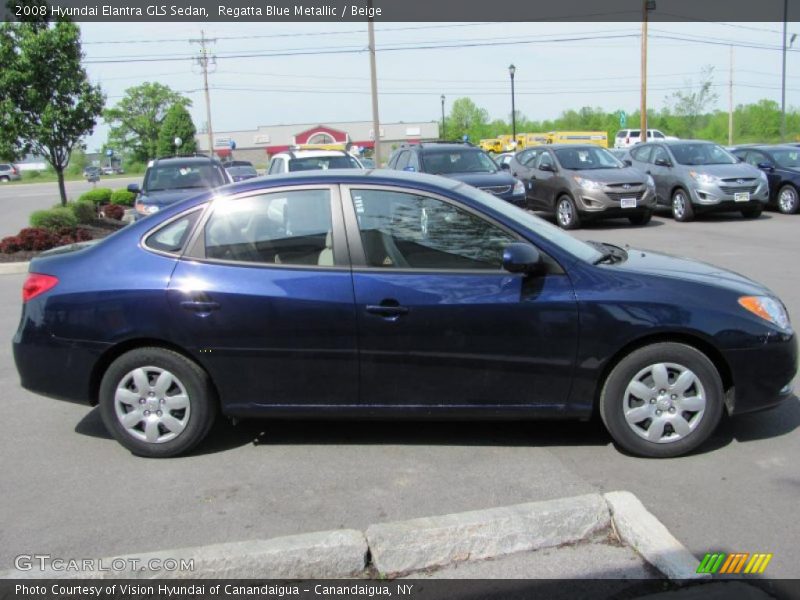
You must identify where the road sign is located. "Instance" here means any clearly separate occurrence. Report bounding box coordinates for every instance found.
[619,111,627,128]
[105,149,113,157]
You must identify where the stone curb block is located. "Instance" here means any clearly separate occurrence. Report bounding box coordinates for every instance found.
[366,493,610,576]
[0,262,29,275]
[4,529,368,580]
[604,491,708,581]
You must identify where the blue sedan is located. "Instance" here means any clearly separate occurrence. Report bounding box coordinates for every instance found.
[13,170,797,458]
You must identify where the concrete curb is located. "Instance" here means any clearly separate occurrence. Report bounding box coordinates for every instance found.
[366,493,610,576]
[605,491,707,580]
[0,491,704,580]
[0,261,28,275]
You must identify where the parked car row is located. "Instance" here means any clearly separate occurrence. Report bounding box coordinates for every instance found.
[0,163,22,182]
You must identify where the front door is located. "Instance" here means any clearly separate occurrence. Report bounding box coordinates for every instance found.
[342,185,579,411]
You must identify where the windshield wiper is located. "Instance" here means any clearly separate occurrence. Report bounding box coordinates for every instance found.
[589,240,627,265]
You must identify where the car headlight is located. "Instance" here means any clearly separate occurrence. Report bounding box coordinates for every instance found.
[689,171,718,185]
[646,175,656,189]
[513,179,526,195]
[739,296,792,331]
[573,176,603,191]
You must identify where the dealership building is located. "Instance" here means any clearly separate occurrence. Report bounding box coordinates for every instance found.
[194,120,440,165]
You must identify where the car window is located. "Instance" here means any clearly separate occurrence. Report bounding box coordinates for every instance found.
[516,149,535,165]
[745,151,766,167]
[616,131,627,139]
[653,131,665,139]
[407,152,420,171]
[669,143,737,165]
[144,163,226,192]
[394,151,410,170]
[536,152,555,170]
[629,130,641,139]
[351,189,516,270]
[421,150,498,175]
[771,149,800,168]
[651,146,669,164]
[204,189,335,266]
[522,149,541,167]
[288,155,361,171]
[554,147,623,170]
[630,145,652,162]
[145,211,201,254]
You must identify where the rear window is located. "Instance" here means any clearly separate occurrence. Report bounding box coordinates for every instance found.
[616,131,627,138]
[145,163,226,192]
[145,210,201,254]
[288,155,361,171]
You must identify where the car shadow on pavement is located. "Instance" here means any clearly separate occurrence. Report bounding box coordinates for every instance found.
[532,212,667,230]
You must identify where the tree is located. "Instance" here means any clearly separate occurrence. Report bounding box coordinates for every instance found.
[104,83,190,163]
[445,98,490,142]
[664,66,720,138]
[157,103,198,157]
[0,18,104,205]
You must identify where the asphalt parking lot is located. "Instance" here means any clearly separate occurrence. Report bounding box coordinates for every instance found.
[1,208,798,578]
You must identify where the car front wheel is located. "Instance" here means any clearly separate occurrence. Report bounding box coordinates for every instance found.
[99,347,216,458]
[671,189,695,222]
[599,342,724,458]
[777,184,799,214]
[555,195,581,229]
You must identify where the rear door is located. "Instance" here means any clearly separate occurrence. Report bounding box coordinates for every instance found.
[167,185,358,413]
[341,184,579,410]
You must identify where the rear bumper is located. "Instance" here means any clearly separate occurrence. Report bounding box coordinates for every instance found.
[722,332,797,415]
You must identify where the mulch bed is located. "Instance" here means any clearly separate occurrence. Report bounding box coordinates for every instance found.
[0,218,127,263]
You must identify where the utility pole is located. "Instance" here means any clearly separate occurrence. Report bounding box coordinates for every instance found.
[781,0,788,142]
[190,30,217,156]
[640,0,653,138]
[728,45,734,146]
[367,0,382,166]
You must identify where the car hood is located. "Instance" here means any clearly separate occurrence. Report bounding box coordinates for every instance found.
[677,163,760,179]
[569,167,646,184]
[613,247,769,296]
[139,188,208,207]
[442,171,517,187]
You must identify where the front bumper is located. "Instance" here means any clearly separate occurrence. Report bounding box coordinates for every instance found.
[690,181,769,208]
[575,186,657,213]
[722,331,797,415]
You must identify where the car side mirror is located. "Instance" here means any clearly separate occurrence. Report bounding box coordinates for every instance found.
[403,166,416,172]
[502,243,543,275]
[127,183,140,194]
[500,162,510,170]
[623,159,632,167]
[539,163,555,173]
[757,162,774,171]
[654,158,672,167]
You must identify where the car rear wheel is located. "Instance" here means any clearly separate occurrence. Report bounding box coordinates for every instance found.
[777,185,799,214]
[741,205,763,219]
[99,347,216,458]
[599,342,724,458]
[0,176,9,182]
[671,189,695,222]
[555,195,581,230]
[628,210,652,226]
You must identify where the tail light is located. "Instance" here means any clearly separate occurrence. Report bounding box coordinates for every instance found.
[12,166,18,175]
[22,273,59,302]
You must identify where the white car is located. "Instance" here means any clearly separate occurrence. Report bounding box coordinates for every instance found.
[614,129,677,149]
[267,150,364,175]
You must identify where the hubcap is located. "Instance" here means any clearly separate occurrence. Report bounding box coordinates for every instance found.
[558,199,573,226]
[114,366,191,444]
[779,188,797,213]
[673,194,685,218]
[622,362,706,444]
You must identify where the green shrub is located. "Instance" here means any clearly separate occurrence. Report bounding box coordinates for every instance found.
[68,200,97,224]
[22,170,41,180]
[29,207,78,230]
[110,189,136,206]
[78,187,113,206]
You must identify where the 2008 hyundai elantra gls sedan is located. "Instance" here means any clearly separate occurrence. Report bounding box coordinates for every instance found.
[13,170,797,458]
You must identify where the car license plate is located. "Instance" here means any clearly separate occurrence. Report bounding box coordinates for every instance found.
[620,197,637,209]
[734,192,750,202]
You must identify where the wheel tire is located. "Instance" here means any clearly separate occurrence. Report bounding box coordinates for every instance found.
[741,205,763,219]
[0,176,9,183]
[776,184,799,214]
[671,189,695,222]
[599,342,724,458]
[628,210,652,226]
[555,195,581,230]
[99,347,216,458]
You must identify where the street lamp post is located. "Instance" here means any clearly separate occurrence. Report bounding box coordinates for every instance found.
[441,94,446,140]
[508,64,517,143]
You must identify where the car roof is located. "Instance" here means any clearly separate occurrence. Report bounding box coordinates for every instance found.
[279,150,350,158]
[545,144,608,150]
[416,143,479,152]
[148,156,221,167]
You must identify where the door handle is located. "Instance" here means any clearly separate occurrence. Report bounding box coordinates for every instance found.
[366,300,409,319]
[180,300,220,313]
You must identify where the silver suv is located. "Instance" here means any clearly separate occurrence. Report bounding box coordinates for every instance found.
[0,163,21,182]
[508,144,656,229]
[626,141,769,222]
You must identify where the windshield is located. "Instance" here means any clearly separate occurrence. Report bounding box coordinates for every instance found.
[554,147,624,170]
[227,166,257,176]
[670,143,737,166]
[421,150,498,174]
[145,164,225,192]
[288,155,361,171]
[455,183,602,264]
[771,149,800,169]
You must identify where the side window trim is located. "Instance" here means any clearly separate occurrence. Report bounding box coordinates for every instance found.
[183,184,350,270]
[339,183,551,274]
[142,207,205,258]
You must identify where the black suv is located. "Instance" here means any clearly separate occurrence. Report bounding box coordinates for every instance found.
[387,142,526,206]
[129,156,231,219]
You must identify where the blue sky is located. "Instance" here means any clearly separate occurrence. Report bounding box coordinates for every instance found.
[78,20,799,150]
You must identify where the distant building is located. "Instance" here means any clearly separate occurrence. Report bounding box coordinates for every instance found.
[195,120,440,165]
[15,153,47,171]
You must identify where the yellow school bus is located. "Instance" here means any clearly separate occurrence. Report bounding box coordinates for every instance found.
[497,135,517,152]
[516,133,550,149]
[479,139,504,153]
[545,131,608,148]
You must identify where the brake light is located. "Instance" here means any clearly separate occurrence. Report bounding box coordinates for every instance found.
[22,273,59,302]
[12,166,18,175]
